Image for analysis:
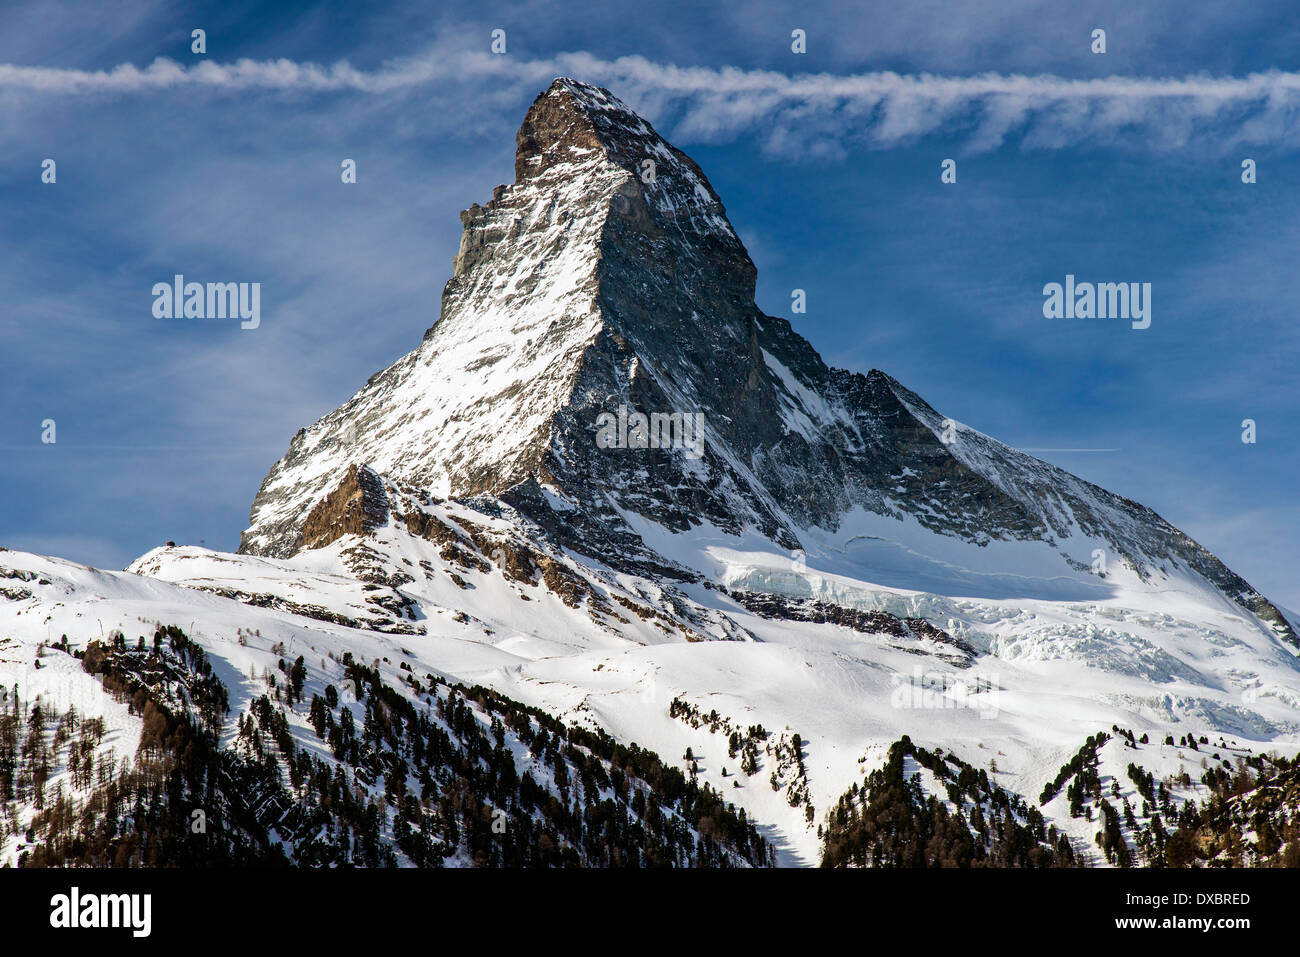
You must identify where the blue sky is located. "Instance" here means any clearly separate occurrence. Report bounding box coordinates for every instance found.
[1,0,1297,608]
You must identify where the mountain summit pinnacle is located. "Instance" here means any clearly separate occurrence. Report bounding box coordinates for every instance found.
[237,80,1293,647]
[240,76,777,562]
[513,78,750,249]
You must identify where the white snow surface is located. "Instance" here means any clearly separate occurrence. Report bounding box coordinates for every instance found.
[4,496,1297,866]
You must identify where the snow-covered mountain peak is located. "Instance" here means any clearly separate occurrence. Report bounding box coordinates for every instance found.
[236,80,1292,653]
[238,78,763,561]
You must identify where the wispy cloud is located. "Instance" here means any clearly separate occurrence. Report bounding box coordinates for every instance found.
[5,47,1300,154]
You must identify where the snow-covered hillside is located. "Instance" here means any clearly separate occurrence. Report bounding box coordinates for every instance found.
[3,486,1297,865]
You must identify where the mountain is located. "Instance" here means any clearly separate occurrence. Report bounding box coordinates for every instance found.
[2,79,1298,868]
[239,78,1293,648]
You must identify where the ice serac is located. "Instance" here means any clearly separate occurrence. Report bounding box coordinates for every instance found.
[238,78,1293,645]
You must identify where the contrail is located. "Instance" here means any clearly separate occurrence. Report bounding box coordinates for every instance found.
[3,48,1298,152]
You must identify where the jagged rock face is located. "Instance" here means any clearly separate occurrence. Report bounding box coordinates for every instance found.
[240,80,618,557]
[300,464,390,551]
[238,78,1291,643]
